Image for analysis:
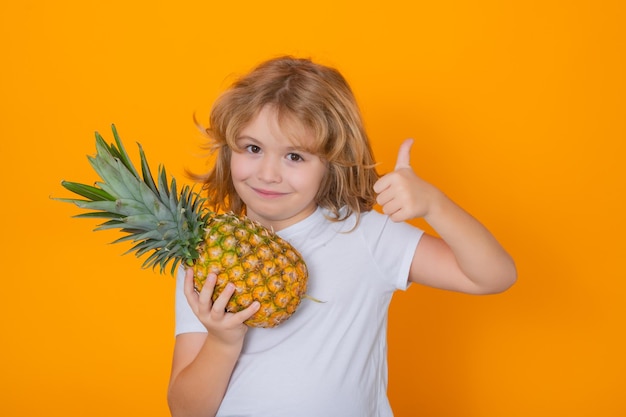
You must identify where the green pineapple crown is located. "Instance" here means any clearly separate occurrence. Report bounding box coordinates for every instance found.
[56,125,209,274]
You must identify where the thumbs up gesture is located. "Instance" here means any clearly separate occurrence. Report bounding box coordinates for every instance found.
[373,138,441,222]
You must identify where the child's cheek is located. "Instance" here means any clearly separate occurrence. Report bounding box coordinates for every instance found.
[230,154,249,182]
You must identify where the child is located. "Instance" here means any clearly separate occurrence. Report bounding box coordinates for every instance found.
[167,56,516,417]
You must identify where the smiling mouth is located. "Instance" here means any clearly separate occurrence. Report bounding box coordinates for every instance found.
[252,187,287,198]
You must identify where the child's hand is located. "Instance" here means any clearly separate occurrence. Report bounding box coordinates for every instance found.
[373,138,442,222]
[183,268,260,347]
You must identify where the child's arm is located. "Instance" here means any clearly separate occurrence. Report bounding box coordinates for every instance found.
[374,139,517,294]
[168,269,259,417]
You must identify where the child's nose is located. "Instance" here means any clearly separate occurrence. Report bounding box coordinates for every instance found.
[257,157,281,183]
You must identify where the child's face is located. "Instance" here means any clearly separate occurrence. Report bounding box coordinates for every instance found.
[230,106,327,231]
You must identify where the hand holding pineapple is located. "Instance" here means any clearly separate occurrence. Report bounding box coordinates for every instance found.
[184,269,259,345]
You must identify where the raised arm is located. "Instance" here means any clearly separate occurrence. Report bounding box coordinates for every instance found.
[374,139,517,294]
[168,269,260,417]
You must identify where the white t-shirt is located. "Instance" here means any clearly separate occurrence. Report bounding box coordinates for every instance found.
[175,207,423,417]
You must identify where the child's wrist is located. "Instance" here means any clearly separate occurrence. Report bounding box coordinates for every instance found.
[205,332,246,357]
[423,188,449,223]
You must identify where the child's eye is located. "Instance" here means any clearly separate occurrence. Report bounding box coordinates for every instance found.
[246,145,261,154]
[287,153,304,162]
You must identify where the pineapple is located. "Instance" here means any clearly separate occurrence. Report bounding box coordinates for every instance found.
[56,125,308,328]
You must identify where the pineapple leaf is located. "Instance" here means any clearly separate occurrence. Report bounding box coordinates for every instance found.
[60,181,115,201]
[137,143,159,195]
[90,150,142,201]
[157,164,172,202]
[70,200,120,212]
[170,181,182,222]
[109,125,141,180]
[74,212,125,220]
[121,214,161,230]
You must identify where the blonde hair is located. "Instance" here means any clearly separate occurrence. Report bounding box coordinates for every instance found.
[196,56,379,223]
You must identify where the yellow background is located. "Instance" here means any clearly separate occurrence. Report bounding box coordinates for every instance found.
[1,1,624,416]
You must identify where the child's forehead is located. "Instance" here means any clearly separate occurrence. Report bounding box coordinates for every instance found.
[243,106,320,151]
[276,115,317,149]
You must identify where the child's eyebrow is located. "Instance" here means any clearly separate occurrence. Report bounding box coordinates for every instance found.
[286,144,310,152]
[235,135,259,142]
[287,144,319,155]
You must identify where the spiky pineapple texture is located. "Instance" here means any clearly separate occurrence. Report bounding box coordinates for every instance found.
[56,125,308,327]
[196,214,308,327]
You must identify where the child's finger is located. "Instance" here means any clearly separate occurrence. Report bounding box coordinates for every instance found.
[235,301,261,322]
[393,138,414,170]
[198,273,217,307]
[211,282,236,314]
[183,268,198,303]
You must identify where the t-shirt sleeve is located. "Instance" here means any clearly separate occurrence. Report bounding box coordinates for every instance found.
[174,267,208,336]
[361,211,424,291]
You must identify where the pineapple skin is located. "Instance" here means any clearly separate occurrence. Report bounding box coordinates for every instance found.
[192,213,308,328]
